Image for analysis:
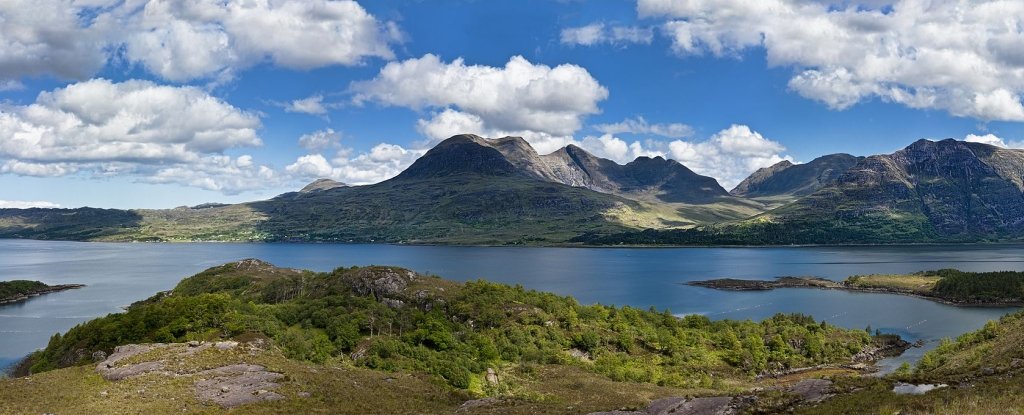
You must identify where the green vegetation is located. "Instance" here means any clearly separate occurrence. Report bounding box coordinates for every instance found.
[695,269,1024,306]
[25,260,877,393]
[931,269,1024,303]
[846,273,940,294]
[793,309,1024,415]
[0,280,48,300]
[0,280,83,304]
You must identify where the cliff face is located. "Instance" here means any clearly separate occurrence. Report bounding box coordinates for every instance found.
[775,139,1024,239]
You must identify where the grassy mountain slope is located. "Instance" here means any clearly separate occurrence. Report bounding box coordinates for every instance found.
[730,154,862,202]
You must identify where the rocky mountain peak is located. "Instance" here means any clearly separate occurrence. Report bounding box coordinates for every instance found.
[299,178,347,193]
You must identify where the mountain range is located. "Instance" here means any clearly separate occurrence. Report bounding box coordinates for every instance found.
[3,134,1024,245]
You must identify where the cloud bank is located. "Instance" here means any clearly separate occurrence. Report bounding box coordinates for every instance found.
[638,0,1024,122]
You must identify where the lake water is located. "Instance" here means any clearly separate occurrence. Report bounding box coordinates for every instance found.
[1,240,1021,373]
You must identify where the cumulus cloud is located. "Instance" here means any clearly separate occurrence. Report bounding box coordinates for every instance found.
[353,54,609,139]
[284,95,329,116]
[0,78,277,194]
[0,0,400,83]
[0,200,61,209]
[964,133,1024,149]
[298,128,342,151]
[593,116,694,138]
[286,143,425,185]
[0,0,112,81]
[560,23,654,46]
[638,0,1024,121]
[665,125,790,189]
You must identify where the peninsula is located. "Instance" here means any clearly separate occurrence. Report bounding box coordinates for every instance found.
[689,269,1024,307]
[0,280,85,305]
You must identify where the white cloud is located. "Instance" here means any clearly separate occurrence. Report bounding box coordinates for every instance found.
[284,95,329,115]
[666,125,790,189]
[593,116,694,138]
[352,54,609,138]
[0,200,61,209]
[964,133,1024,149]
[0,78,277,194]
[639,0,1024,121]
[561,23,654,46]
[0,0,112,81]
[298,128,342,151]
[286,143,426,185]
[0,0,399,83]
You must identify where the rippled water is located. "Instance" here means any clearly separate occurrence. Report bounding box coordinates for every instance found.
[1,240,1020,372]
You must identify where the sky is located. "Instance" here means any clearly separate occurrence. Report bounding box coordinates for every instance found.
[1,0,1024,209]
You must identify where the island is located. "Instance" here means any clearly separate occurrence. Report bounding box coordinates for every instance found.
[0,280,85,305]
[689,269,1024,307]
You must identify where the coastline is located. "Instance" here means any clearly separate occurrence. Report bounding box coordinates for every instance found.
[687,277,1024,308]
[0,283,86,306]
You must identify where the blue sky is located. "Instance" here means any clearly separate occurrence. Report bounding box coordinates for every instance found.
[1,0,1023,208]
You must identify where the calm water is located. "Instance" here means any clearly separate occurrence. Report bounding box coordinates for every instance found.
[1,240,1021,373]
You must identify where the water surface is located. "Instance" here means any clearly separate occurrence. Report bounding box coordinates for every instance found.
[1,240,1020,373]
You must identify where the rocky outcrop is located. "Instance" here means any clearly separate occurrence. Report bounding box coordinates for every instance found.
[587,379,833,415]
[94,341,285,409]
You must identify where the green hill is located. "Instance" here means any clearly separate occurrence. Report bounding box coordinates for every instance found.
[4,260,901,414]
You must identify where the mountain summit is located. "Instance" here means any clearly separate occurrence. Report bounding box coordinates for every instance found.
[397,134,729,204]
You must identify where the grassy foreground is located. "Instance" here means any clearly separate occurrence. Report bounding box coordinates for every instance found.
[2,260,900,414]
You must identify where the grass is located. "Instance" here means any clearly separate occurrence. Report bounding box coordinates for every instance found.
[0,341,723,415]
[845,273,941,294]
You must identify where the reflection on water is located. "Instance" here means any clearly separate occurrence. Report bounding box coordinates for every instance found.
[0,240,1020,372]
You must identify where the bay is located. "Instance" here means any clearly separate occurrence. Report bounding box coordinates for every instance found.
[1,239,1020,373]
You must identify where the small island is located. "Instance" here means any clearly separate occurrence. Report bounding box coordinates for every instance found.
[689,269,1024,307]
[0,280,85,305]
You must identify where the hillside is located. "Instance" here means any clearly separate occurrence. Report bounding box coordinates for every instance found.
[730,154,861,200]
[6,137,1024,246]
[578,139,1024,245]
[2,259,904,414]
[0,134,762,244]
[793,309,1024,415]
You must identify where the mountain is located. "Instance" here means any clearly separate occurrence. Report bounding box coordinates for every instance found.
[730,153,862,199]
[766,138,1024,240]
[299,178,347,193]
[2,135,751,244]
[9,136,1024,246]
[401,134,731,204]
[574,139,1024,245]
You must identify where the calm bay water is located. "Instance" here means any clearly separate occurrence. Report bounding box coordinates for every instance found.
[1,240,1021,372]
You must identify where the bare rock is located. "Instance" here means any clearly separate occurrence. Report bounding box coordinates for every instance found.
[91,351,107,362]
[194,365,284,408]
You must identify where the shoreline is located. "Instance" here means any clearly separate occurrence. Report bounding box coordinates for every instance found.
[0,283,86,306]
[687,277,1024,308]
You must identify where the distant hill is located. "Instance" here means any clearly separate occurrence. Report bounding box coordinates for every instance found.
[574,139,1024,245]
[730,153,861,199]
[299,178,347,193]
[6,136,1024,245]
[401,134,731,203]
[768,138,1024,241]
